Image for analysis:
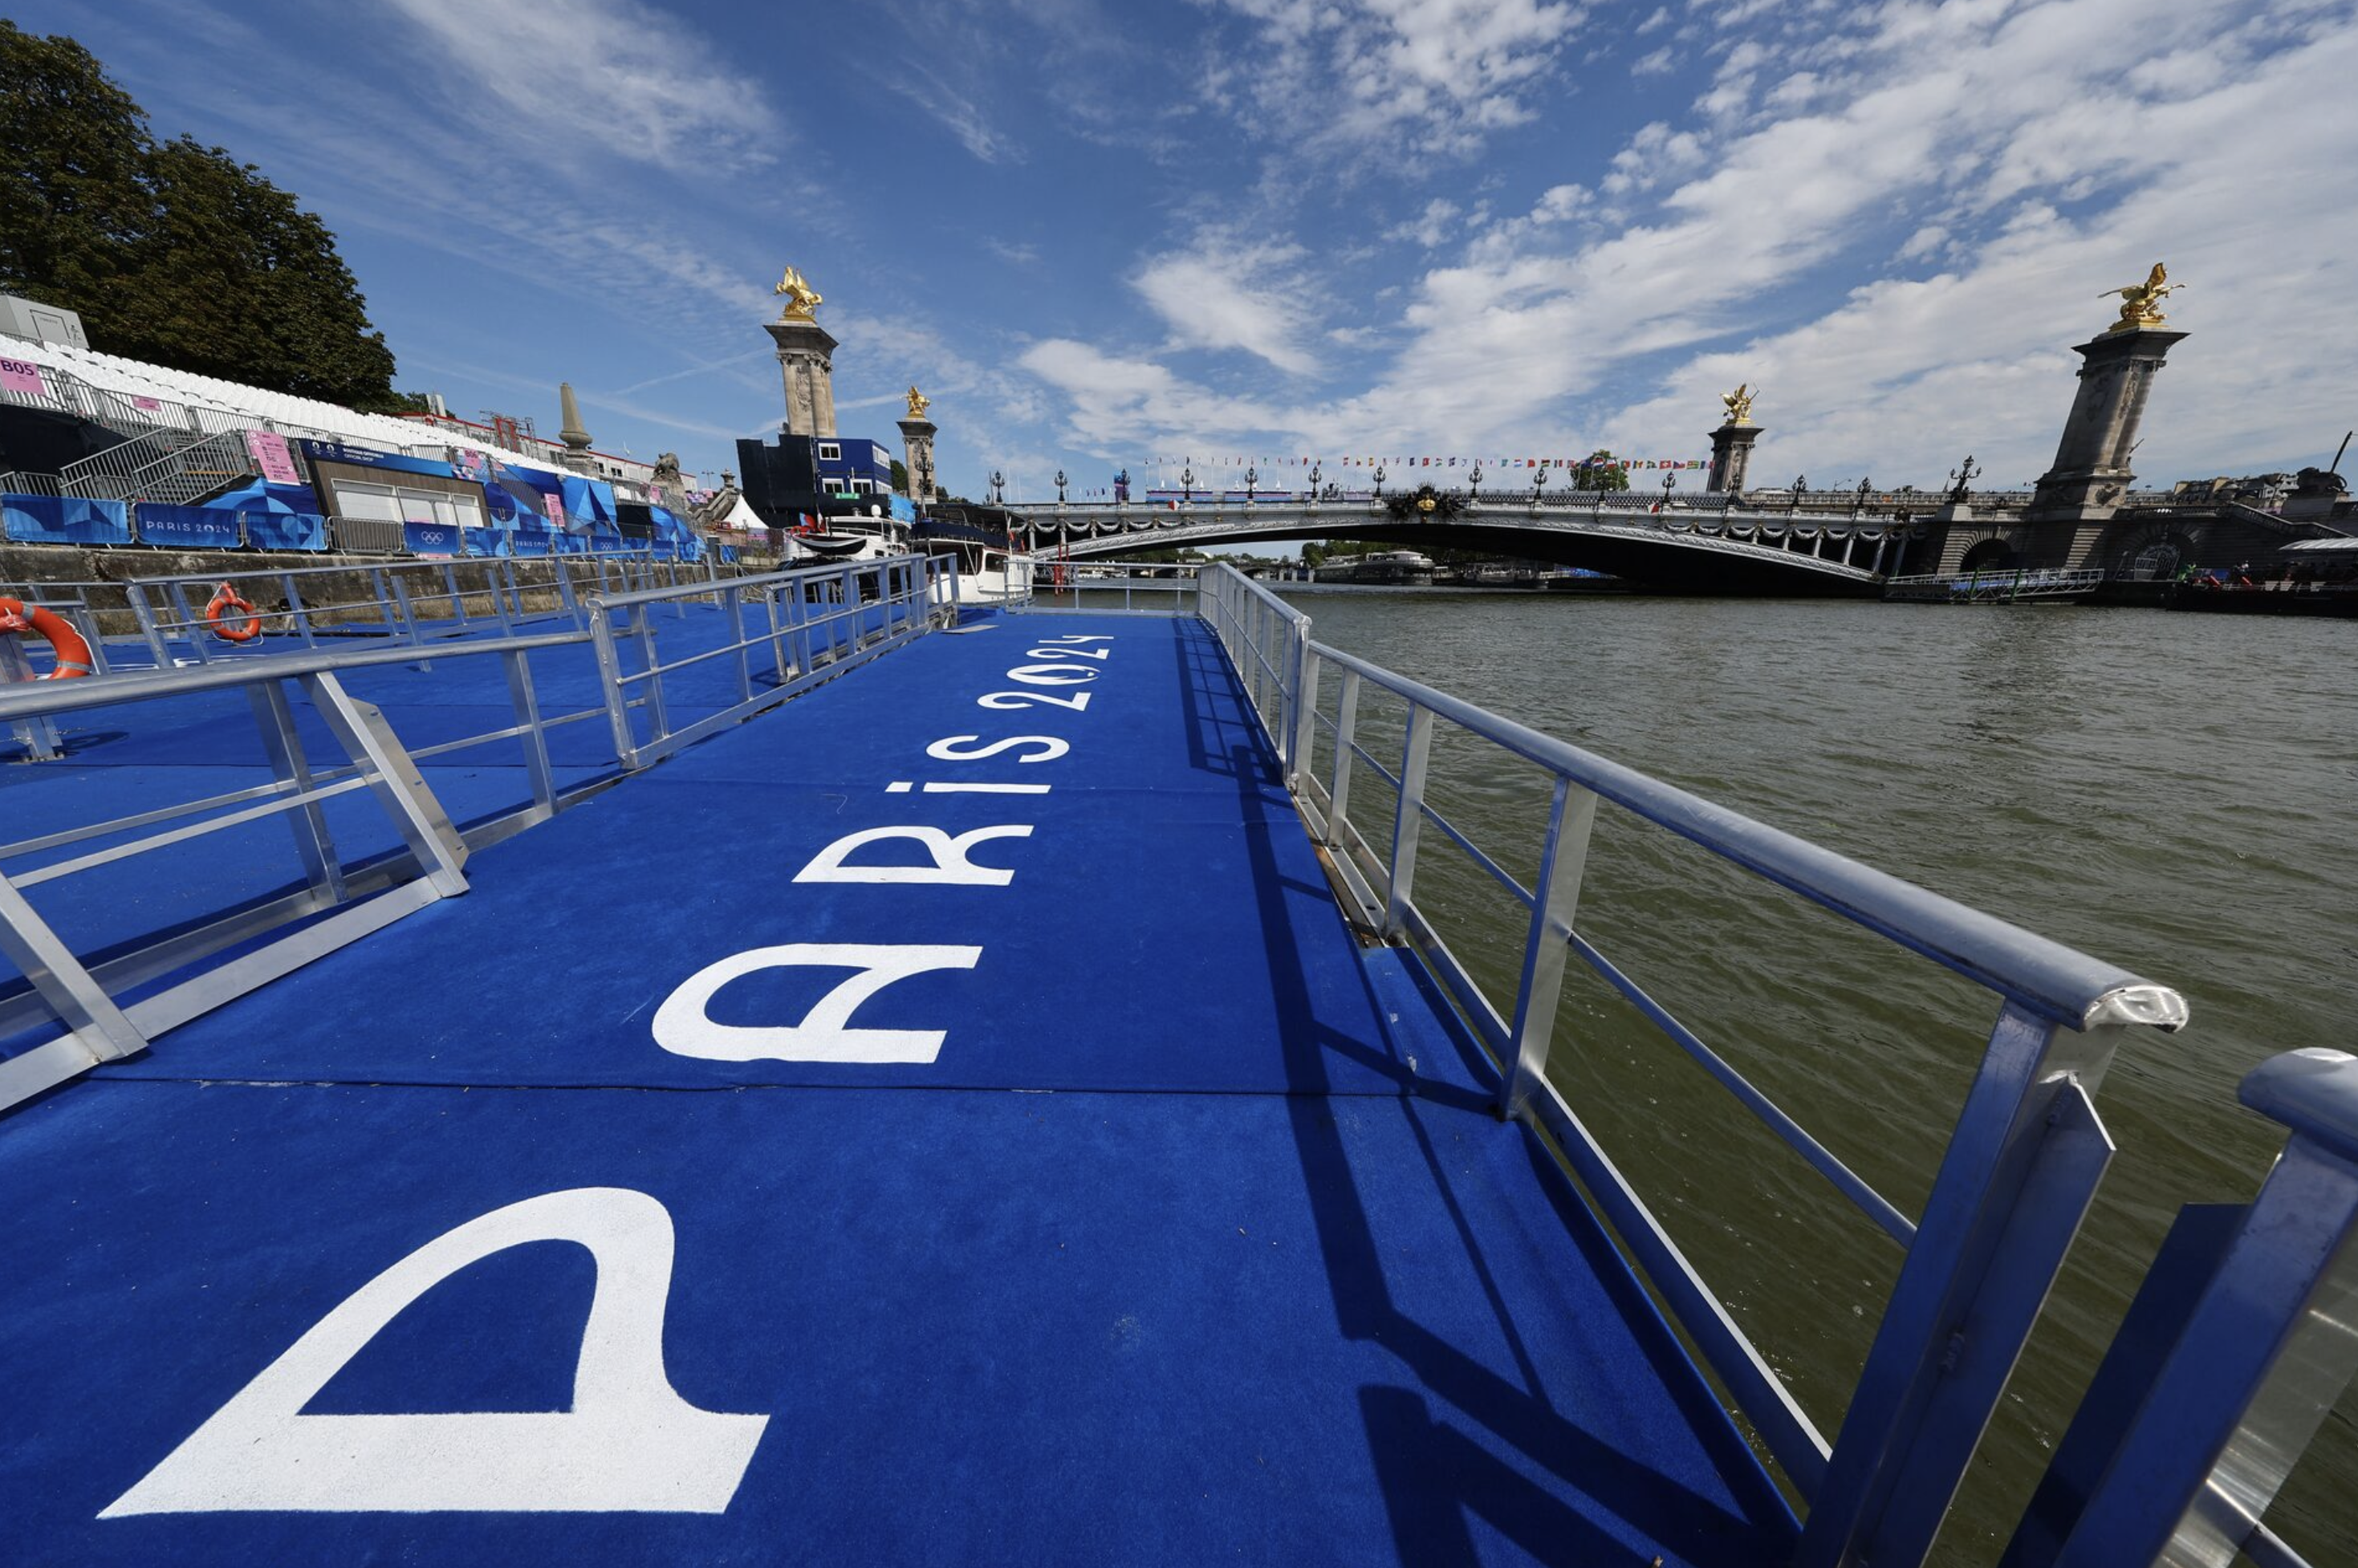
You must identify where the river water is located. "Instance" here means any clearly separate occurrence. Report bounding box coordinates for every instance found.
[1267,586,2356,1563]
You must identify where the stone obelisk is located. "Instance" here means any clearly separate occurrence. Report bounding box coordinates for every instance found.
[2028,265,2188,521]
[897,385,937,503]
[1706,384,1762,493]
[765,266,837,437]
[555,381,596,474]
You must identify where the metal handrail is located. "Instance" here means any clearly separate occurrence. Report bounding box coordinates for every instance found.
[2,628,608,1115]
[587,553,955,770]
[1192,563,2192,1564]
[1295,638,2175,1033]
[117,556,627,665]
[0,629,587,721]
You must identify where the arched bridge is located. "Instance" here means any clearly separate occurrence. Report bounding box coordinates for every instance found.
[1013,498,1921,595]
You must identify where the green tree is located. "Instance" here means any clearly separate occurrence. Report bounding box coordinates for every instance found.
[1571,449,1630,492]
[890,457,909,494]
[0,22,398,408]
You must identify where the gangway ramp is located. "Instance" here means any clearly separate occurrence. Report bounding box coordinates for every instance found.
[0,611,1791,1565]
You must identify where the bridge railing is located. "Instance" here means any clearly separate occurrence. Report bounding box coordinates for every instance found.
[585,553,953,770]
[1193,561,2198,1565]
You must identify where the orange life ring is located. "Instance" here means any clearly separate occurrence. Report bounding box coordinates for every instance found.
[0,595,96,679]
[205,582,262,643]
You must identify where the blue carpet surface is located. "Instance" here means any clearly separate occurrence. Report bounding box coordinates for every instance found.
[0,611,1794,1565]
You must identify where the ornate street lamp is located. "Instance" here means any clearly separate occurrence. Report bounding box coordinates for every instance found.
[1853,476,1872,518]
[1114,466,1130,506]
[1245,464,1258,504]
[1055,469,1068,506]
[1181,465,1195,506]
[1372,464,1385,499]
[1469,462,1482,504]
[1946,454,1978,505]
[990,468,1006,506]
[1307,461,1321,500]
[1661,469,1676,513]
[1532,464,1550,513]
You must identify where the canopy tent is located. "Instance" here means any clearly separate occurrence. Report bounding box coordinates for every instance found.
[201,478,322,515]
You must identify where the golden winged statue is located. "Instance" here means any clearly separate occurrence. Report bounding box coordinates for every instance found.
[905,385,930,419]
[2101,262,2179,332]
[1722,384,1756,424]
[774,265,823,322]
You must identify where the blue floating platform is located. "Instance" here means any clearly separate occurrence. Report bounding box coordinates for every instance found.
[0,611,1795,1564]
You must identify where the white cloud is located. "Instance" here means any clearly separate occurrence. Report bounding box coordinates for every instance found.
[1385,198,1462,248]
[1632,45,1674,75]
[1132,235,1325,375]
[379,0,782,175]
[1018,339,1291,452]
[1200,0,1588,162]
[1027,0,2358,489]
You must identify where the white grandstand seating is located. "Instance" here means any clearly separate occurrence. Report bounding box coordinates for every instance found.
[2,336,557,477]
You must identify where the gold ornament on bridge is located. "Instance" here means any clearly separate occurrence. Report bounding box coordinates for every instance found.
[1721,384,1757,425]
[2100,262,2180,333]
[774,265,823,322]
[905,385,930,419]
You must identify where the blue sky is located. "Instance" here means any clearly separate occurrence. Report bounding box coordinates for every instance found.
[18,0,2358,499]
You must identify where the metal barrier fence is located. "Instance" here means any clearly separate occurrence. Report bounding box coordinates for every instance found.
[1021,565,1201,615]
[0,630,605,1115]
[118,553,734,667]
[1192,565,2349,1566]
[588,552,956,770]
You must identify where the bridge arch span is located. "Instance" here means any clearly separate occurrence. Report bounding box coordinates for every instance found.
[1018,506,1903,596]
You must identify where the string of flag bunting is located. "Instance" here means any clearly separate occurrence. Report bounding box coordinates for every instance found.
[1144,456,1708,473]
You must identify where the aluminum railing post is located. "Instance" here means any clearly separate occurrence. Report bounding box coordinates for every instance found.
[125,582,169,669]
[246,679,347,905]
[2,636,64,759]
[365,567,392,637]
[500,646,559,819]
[441,562,468,631]
[785,578,811,679]
[1798,1000,2130,1568]
[1381,704,1434,939]
[2042,1048,2358,1568]
[279,571,316,649]
[386,573,427,660]
[635,605,670,746]
[726,585,751,705]
[1328,668,1361,847]
[1499,778,1600,1120]
[295,671,469,897]
[1288,638,1319,787]
[0,869,148,1066]
[586,597,638,768]
[169,580,212,666]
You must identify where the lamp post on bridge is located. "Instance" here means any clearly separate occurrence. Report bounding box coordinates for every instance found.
[1531,465,1549,514]
[1853,477,1872,518]
[990,469,1006,506]
[1307,461,1321,507]
[1661,468,1676,518]
[1372,464,1385,502]
[1114,466,1130,510]
[1181,465,1195,507]
[1055,469,1067,507]
[1245,464,1258,506]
